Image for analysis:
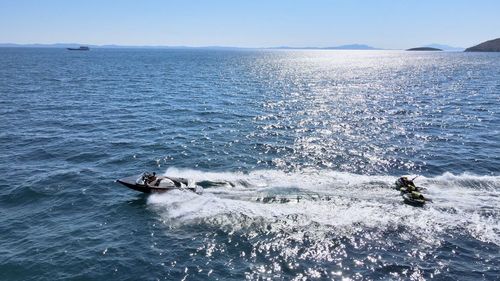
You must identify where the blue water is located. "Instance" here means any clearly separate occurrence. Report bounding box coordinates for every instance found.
[0,48,499,280]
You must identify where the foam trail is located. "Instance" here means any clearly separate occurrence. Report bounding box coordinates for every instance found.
[149,168,500,245]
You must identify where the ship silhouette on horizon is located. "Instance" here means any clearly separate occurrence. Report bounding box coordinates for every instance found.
[67,46,89,51]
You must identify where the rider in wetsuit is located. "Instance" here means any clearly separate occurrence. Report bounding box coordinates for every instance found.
[400,177,425,200]
[399,176,417,192]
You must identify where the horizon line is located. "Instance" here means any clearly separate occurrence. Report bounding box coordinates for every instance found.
[0,42,467,51]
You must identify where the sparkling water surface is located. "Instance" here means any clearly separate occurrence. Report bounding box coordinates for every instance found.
[0,48,499,280]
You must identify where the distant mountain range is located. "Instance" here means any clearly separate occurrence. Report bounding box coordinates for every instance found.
[423,43,464,51]
[0,43,251,50]
[0,42,466,51]
[271,44,381,50]
[0,43,383,50]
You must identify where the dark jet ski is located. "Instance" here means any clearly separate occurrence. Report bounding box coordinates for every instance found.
[396,176,432,207]
[402,192,430,207]
[116,172,203,194]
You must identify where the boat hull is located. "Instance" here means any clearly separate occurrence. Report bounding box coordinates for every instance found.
[116,179,174,193]
[67,47,89,51]
[116,174,201,194]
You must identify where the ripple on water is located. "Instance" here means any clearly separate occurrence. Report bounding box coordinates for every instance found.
[0,49,498,280]
[142,168,500,279]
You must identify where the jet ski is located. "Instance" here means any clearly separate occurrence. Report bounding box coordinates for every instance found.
[396,176,432,207]
[402,192,430,207]
[116,172,203,194]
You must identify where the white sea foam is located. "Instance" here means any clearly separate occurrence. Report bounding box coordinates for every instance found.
[148,168,500,246]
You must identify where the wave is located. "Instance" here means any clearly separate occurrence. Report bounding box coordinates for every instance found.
[161,167,500,190]
[147,168,500,246]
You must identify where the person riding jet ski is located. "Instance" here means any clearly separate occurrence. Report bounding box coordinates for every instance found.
[396,176,418,192]
[396,176,431,206]
[401,182,425,199]
[400,176,414,188]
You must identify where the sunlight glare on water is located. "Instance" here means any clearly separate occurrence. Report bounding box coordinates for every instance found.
[0,49,498,280]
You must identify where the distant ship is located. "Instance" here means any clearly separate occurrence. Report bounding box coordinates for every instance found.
[67,46,90,51]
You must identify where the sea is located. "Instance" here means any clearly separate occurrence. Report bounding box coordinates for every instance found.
[0,48,498,280]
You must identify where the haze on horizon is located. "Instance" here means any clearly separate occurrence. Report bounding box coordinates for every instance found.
[1,0,499,49]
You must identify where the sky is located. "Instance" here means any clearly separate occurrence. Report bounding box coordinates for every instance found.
[1,0,499,49]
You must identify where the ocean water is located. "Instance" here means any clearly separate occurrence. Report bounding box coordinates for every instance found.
[0,48,499,280]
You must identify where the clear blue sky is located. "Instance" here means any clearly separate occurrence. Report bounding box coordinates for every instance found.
[1,0,499,49]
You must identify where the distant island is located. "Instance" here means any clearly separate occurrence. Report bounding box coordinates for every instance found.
[406,47,442,51]
[465,38,500,52]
